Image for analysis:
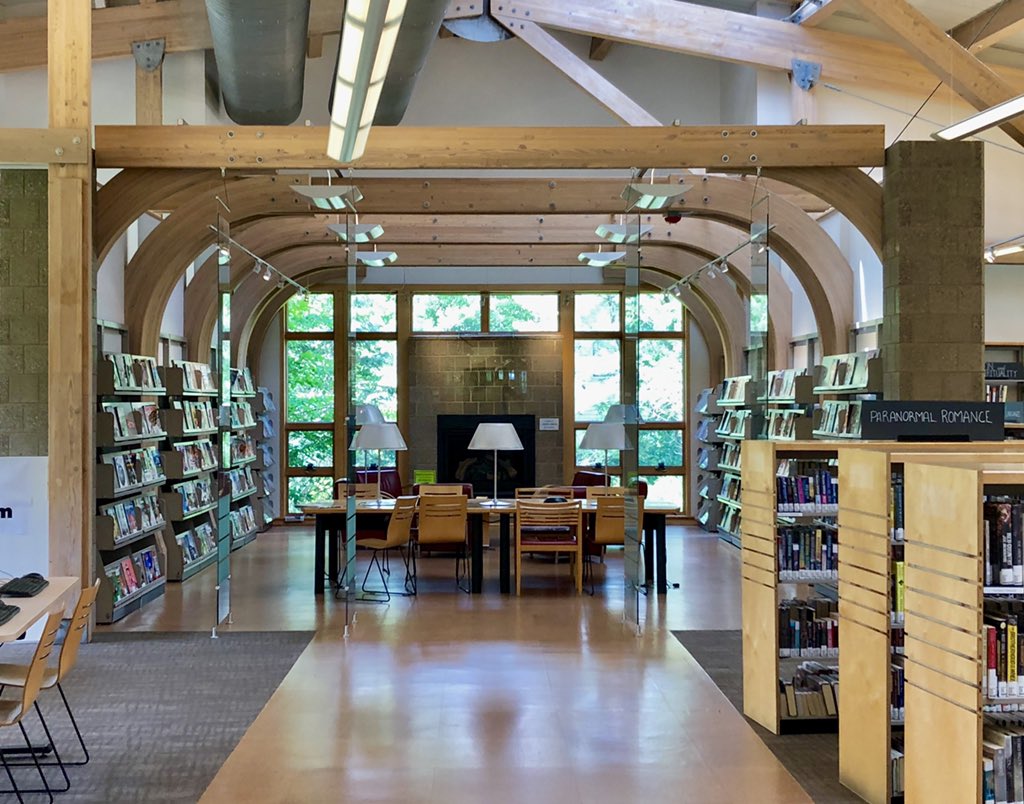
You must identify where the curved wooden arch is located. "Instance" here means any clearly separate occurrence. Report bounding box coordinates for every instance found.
[184,214,791,368]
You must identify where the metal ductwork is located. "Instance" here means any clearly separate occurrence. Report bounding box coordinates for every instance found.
[205,0,311,126]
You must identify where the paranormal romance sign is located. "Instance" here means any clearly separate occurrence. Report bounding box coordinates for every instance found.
[861,401,1005,441]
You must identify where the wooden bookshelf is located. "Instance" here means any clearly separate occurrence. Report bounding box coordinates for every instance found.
[694,386,725,537]
[763,369,815,405]
[741,440,842,734]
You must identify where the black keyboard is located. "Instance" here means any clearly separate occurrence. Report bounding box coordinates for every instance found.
[0,603,20,627]
[0,576,49,598]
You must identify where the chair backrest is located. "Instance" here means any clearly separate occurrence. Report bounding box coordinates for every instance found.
[354,483,379,500]
[594,496,627,545]
[586,486,626,499]
[515,486,575,500]
[516,499,582,539]
[383,496,418,548]
[57,579,101,681]
[418,484,466,496]
[11,612,63,725]
[417,495,468,545]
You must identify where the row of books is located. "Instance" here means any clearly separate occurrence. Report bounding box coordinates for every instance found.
[985,602,1024,705]
[231,434,256,464]
[891,471,906,541]
[719,504,740,537]
[105,353,163,392]
[779,598,838,657]
[891,662,905,722]
[102,446,164,492]
[719,441,741,469]
[103,546,162,603]
[777,526,838,580]
[172,359,216,394]
[719,474,740,505]
[100,493,163,542]
[231,401,256,428]
[173,399,217,433]
[892,558,905,625]
[230,505,257,539]
[172,440,218,474]
[176,519,216,565]
[891,624,904,654]
[986,499,1024,590]
[173,477,216,515]
[102,402,163,440]
[988,384,1011,404]
[775,470,838,513]
[891,740,904,799]
[815,400,863,438]
[778,661,838,719]
[983,718,1024,804]
[721,375,751,403]
[717,409,749,438]
[816,351,874,391]
[230,367,255,395]
[766,369,801,401]
[227,466,257,499]
[763,409,809,441]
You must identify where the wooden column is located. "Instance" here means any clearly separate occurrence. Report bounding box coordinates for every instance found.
[48,0,93,582]
[135,63,163,125]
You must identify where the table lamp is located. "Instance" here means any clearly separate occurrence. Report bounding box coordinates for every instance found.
[603,404,641,424]
[349,422,407,505]
[468,423,523,506]
[579,422,632,486]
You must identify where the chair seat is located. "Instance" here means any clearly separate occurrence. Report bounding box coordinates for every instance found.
[520,538,579,548]
[360,538,396,550]
[0,663,56,689]
[0,698,23,727]
[520,525,572,534]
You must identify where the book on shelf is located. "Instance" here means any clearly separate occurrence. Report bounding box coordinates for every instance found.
[173,399,217,432]
[176,518,217,564]
[230,401,256,428]
[777,526,838,581]
[892,741,905,798]
[719,473,741,503]
[174,440,218,474]
[982,718,1024,804]
[694,387,719,415]
[816,400,863,438]
[721,375,751,403]
[104,353,163,392]
[231,433,256,463]
[172,360,216,394]
[986,500,1024,590]
[778,660,839,718]
[101,402,139,439]
[230,504,258,539]
[775,468,838,514]
[720,441,741,468]
[104,546,162,603]
[101,446,164,492]
[719,505,741,536]
[779,598,838,657]
[230,367,256,395]
[717,409,750,438]
[891,471,905,541]
[988,385,1010,404]
[100,493,163,541]
[227,466,256,497]
[892,559,905,625]
[134,403,163,436]
[174,477,215,514]
[891,662,905,722]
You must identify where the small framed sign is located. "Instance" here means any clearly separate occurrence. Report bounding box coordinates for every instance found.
[538,418,560,431]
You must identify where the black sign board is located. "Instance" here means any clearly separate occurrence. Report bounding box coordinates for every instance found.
[985,362,1024,381]
[1007,402,1024,425]
[861,401,1005,441]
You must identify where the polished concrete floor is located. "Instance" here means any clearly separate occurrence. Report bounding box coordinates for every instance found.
[107,526,812,803]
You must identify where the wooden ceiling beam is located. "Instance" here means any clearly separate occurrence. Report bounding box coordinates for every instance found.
[589,37,614,60]
[793,0,851,27]
[494,16,660,125]
[949,0,1024,54]
[496,0,1024,96]
[853,0,1024,147]
[93,124,885,169]
[0,127,89,164]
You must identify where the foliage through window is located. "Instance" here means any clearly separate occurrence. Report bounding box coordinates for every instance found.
[286,340,334,424]
[574,339,620,422]
[574,293,620,332]
[412,293,482,332]
[287,293,333,333]
[287,476,334,514]
[351,341,398,421]
[638,429,684,468]
[288,430,333,468]
[626,292,684,333]
[351,293,397,333]
[575,428,622,468]
[489,293,559,332]
[638,339,684,422]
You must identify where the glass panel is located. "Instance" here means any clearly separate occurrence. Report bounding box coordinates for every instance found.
[286,340,334,423]
[575,428,621,468]
[574,292,620,332]
[640,474,684,508]
[638,339,684,422]
[287,430,334,469]
[489,293,559,332]
[412,293,482,332]
[286,292,334,333]
[638,429,684,468]
[630,292,683,332]
[351,293,397,333]
[351,340,397,420]
[287,476,335,514]
[353,449,397,468]
[574,339,620,421]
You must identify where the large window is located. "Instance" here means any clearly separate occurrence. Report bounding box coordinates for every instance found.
[351,293,399,469]
[489,293,559,332]
[412,293,482,332]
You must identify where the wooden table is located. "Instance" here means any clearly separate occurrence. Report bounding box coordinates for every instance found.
[302,500,679,596]
[0,576,79,643]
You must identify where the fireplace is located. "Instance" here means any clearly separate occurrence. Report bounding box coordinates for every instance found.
[436,415,536,498]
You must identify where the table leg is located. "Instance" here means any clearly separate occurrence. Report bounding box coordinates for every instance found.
[314,515,326,595]
[499,514,511,594]
[655,515,668,594]
[470,516,484,594]
[643,521,655,588]
[327,514,340,588]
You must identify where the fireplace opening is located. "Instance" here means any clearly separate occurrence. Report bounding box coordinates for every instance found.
[436,415,536,498]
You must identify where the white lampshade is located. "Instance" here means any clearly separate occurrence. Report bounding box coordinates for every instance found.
[355,404,385,424]
[291,184,363,211]
[603,404,642,424]
[468,423,523,451]
[350,422,407,450]
[579,422,632,451]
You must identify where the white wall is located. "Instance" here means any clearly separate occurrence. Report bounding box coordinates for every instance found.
[986,264,1024,344]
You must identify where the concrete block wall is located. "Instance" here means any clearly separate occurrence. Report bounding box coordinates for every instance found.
[408,337,563,486]
[0,169,48,456]
[881,141,985,401]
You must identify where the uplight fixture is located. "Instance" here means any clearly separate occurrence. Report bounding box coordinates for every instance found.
[595,222,653,244]
[577,247,627,267]
[327,222,385,243]
[933,93,1024,141]
[291,184,364,211]
[354,250,398,267]
[621,182,692,211]
[328,0,408,162]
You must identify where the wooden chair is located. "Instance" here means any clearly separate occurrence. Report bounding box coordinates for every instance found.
[359,496,417,601]
[416,495,470,592]
[584,496,627,594]
[514,486,575,499]
[0,612,65,803]
[418,484,466,495]
[0,581,100,770]
[354,483,389,500]
[586,486,626,499]
[515,500,583,595]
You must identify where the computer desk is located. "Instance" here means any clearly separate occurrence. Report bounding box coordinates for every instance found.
[0,576,79,643]
[302,500,679,596]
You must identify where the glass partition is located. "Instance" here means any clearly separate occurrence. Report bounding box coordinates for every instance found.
[621,210,643,633]
[214,218,232,632]
[749,177,771,440]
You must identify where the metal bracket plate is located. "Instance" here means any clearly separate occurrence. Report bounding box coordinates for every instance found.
[132,38,166,72]
[791,59,822,91]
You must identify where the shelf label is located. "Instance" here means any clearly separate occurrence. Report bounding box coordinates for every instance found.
[986,362,1024,381]
[861,401,1005,441]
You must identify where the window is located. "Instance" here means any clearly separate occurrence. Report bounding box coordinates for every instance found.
[489,293,559,332]
[286,341,334,424]
[575,428,621,468]
[629,293,684,333]
[638,339,684,422]
[287,476,334,515]
[351,340,398,421]
[287,292,334,333]
[575,293,619,332]
[412,293,482,332]
[288,430,334,469]
[641,475,684,508]
[574,339,620,422]
[638,429,684,468]
[351,293,397,333]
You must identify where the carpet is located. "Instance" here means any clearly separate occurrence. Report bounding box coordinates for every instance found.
[0,631,313,803]
[672,629,861,804]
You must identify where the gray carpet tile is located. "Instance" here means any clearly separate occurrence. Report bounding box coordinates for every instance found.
[0,631,313,803]
[672,630,862,804]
